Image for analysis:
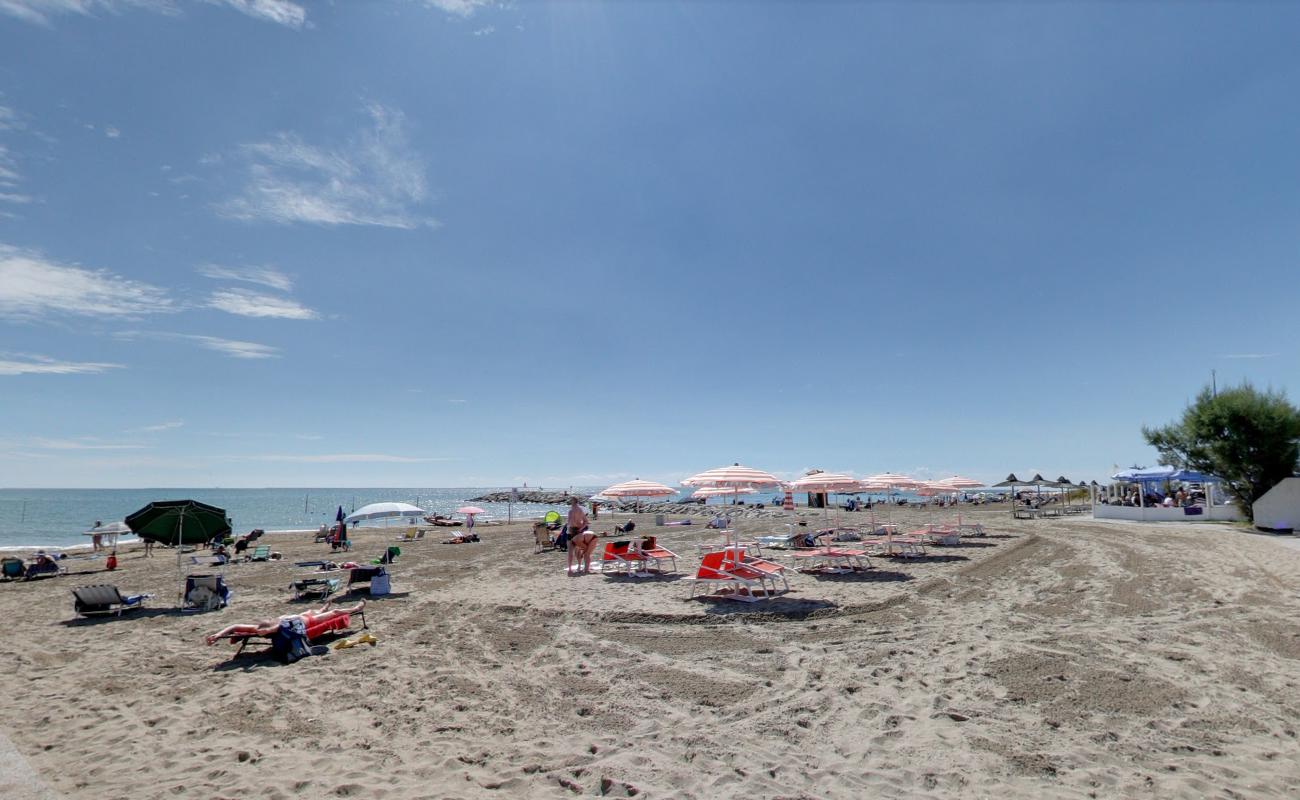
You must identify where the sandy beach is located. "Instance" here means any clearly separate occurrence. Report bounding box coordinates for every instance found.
[3,507,1299,799]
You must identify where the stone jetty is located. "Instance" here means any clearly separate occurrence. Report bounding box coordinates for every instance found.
[467,490,591,504]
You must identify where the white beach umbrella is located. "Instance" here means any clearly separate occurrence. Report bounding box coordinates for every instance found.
[345,502,426,526]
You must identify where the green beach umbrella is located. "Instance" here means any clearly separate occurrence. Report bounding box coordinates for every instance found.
[125,499,232,546]
[126,499,232,606]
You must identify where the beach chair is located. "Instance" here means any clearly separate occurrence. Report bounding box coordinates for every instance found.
[640,538,679,573]
[190,554,226,566]
[725,548,791,591]
[533,522,554,553]
[1,557,24,580]
[348,565,387,592]
[600,541,649,576]
[23,558,63,580]
[72,585,152,617]
[184,574,230,612]
[912,526,960,546]
[375,546,400,565]
[247,545,272,562]
[213,606,367,656]
[394,528,425,542]
[687,551,770,602]
[290,576,341,601]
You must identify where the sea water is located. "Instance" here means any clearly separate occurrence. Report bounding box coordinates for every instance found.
[0,487,600,549]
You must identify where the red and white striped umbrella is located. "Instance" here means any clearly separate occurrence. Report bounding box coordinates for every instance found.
[681,464,782,489]
[787,471,862,493]
[788,471,861,526]
[936,475,984,490]
[863,473,920,489]
[597,479,679,499]
[691,486,757,499]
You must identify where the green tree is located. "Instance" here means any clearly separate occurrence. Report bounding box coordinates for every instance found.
[1143,383,1300,521]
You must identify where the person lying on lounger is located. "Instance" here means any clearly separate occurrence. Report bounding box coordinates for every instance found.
[204,599,366,645]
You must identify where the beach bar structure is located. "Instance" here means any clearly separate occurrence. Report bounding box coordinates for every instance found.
[1093,466,1243,522]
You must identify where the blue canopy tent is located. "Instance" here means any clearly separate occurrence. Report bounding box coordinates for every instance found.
[1110,466,1223,508]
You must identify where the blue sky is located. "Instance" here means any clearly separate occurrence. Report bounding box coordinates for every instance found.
[0,1,1297,488]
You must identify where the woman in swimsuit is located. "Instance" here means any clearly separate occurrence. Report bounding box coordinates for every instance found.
[566,498,597,574]
[205,599,366,645]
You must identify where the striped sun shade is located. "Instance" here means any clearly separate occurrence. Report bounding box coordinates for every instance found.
[787,472,862,493]
[597,479,679,498]
[862,473,921,489]
[681,464,782,488]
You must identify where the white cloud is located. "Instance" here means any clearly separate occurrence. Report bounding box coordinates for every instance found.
[0,353,124,375]
[1221,353,1277,360]
[187,334,280,359]
[208,0,304,28]
[31,436,146,450]
[0,245,172,320]
[196,263,293,291]
[238,453,445,463]
[117,330,281,359]
[0,0,305,27]
[104,125,120,138]
[136,420,184,432]
[423,0,492,17]
[207,288,317,319]
[219,104,435,229]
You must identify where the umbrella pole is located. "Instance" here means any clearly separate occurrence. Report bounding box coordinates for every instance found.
[176,510,185,606]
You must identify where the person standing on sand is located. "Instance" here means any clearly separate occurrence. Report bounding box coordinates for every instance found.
[142,537,153,557]
[566,498,596,574]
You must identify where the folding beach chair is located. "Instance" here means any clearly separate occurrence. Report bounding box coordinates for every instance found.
[72,584,152,617]
[184,574,230,612]
[290,576,341,601]
[248,545,272,562]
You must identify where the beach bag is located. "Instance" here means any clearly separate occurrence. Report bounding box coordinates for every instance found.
[370,571,391,596]
[271,618,311,664]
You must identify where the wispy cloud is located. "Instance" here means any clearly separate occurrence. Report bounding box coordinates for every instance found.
[104,125,121,138]
[208,288,317,319]
[423,0,493,17]
[186,334,280,359]
[135,420,184,432]
[218,104,435,230]
[0,106,30,208]
[0,353,124,375]
[31,436,147,451]
[237,453,446,463]
[0,245,172,321]
[196,263,293,291]
[209,0,305,29]
[117,330,280,359]
[1221,353,1277,360]
[0,0,306,28]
